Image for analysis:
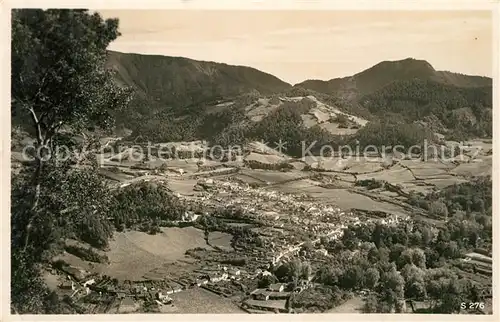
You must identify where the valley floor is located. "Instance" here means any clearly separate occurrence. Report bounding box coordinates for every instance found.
[39,138,492,314]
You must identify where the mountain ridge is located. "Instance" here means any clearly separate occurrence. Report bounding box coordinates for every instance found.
[106,50,292,108]
[103,51,492,143]
[294,58,492,99]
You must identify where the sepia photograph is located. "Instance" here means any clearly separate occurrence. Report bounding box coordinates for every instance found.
[3,0,498,318]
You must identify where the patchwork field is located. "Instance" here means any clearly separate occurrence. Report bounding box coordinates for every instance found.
[142,260,199,281]
[319,122,359,136]
[167,178,200,196]
[344,161,384,174]
[272,181,409,216]
[169,288,246,313]
[239,169,307,184]
[270,179,321,193]
[103,227,211,280]
[245,98,281,122]
[356,165,414,183]
[245,152,288,166]
[208,232,234,251]
[450,159,492,177]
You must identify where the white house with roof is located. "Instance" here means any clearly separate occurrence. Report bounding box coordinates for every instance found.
[156,292,173,304]
[268,283,285,292]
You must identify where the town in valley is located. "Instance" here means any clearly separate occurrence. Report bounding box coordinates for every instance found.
[9,8,494,315]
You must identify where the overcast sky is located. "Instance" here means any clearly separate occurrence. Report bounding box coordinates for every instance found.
[99,10,492,85]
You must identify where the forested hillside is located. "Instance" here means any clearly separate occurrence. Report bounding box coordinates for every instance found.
[358,79,493,139]
[105,54,492,146]
[14,47,491,147]
[295,58,491,98]
[106,50,291,130]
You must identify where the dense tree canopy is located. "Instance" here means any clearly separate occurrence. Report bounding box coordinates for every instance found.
[11,9,131,314]
[359,79,492,139]
[12,9,131,141]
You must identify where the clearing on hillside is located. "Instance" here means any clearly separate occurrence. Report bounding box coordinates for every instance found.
[103,227,211,280]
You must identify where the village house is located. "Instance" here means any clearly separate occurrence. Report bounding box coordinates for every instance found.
[227,268,241,279]
[132,286,143,294]
[208,272,228,283]
[116,291,126,299]
[156,291,173,304]
[268,291,291,300]
[83,278,96,288]
[268,283,285,293]
[195,279,209,287]
[251,289,272,301]
[58,280,73,290]
[181,211,200,222]
[315,248,328,256]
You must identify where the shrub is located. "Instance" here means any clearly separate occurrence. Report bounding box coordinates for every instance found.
[148,225,161,235]
[258,275,278,288]
[429,200,449,218]
[221,257,247,266]
[355,179,385,190]
[335,114,350,128]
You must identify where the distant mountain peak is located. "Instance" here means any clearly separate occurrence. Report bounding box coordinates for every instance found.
[361,57,436,75]
[295,58,491,99]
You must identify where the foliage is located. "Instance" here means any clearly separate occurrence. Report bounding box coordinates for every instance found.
[257,275,278,289]
[11,9,132,140]
[377,266,406,312]
[11,249,67,314]
[320,201,491,313]
[292,285,347,313]
[11,8,131,251]
[362,294,379,313]
[230,226,264,249]
[428,200,449,219]
[109,50,291,132]
[355,179,385,190]
[196,214,227,232]
[364,267,380,289]
[109,182,186,229]
[408,178,492,248]
[401,264,427,299]
[274,259,312,283]
[352,116,433,148]
[12,162,115,250]
[422,268,482,313]
[359,79,492,138]
[333,114,350,128]
[11,9,130,314]
[248,101,336,157]
[64,245,109,263]
[428,177,492,214]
